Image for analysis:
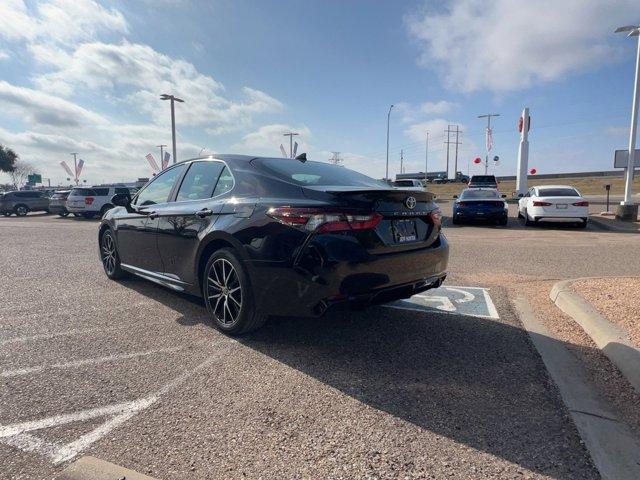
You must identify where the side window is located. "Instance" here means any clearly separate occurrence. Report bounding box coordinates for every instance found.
[94,188,109,196]
[212,166,234,197]
[175,161,224,202]
[134,165,185,206]
[115,187,129,195]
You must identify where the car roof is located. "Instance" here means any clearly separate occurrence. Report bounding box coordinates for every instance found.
[532,184,576,189]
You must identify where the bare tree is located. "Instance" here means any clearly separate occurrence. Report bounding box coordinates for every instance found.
[8,161,34,189]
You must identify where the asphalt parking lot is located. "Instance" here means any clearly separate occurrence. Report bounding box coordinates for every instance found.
[2,211,640,479]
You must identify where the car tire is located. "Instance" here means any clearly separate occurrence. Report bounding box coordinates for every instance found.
[83,212,95,219]
[524,209,533,226]
[499,217,508,226]
[100,204,113,218]
[452,216,460,225]
[203,248,266,336]
[100,229,127,280]
[58,212,69,218]
[577,220,588,229]
[73,213,82,217]
[14,204,29,217]
[2,211,11,217]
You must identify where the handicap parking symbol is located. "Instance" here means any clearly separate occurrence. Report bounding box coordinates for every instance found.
[384,285,499,319]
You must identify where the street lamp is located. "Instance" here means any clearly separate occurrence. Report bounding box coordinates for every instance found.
[615,24,640,220]
[386,104,394,181]
[160,94,184,164]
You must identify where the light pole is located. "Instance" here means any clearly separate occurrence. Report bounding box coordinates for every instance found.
[160,94,184,164]
[283,132,299,158]
[615,24,640,220]
[157,144,167,168]
[478,113,500,174]
[386,104,394,181]
[425,131,429,186]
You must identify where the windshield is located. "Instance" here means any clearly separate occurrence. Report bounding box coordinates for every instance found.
[394,180,419,187]
[461,189,500,199]
[538,187,580,197]
[252,158,388,188]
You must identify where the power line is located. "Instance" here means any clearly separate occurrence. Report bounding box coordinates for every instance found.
[444,125,462,179]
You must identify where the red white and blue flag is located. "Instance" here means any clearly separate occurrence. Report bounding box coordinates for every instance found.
[162,152,170,169]
[486,127,493,152]
[145,153,160,172]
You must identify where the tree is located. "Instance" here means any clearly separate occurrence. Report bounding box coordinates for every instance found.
[8,161,33,189]
[0,145,18,173]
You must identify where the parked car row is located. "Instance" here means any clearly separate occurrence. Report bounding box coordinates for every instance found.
[451,184,589,228]
[0,186,137,218]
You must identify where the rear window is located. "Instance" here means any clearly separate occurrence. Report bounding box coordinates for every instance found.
[461,189,500,199]
[253,158,387,188]
[93,188,110,196]
[70,188,96,196]
[470,176,496,183]
[538,188,579,197]
[52,192,69,199]
[393,180,419,187]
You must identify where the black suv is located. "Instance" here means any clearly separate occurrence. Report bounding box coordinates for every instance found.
[0,191,50,217]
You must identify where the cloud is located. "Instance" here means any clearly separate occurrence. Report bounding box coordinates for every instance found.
[232,124,312,157]
[0,81,106,128]
[0,0,127,44]
[35,41,284,132]
[406,0,638,92]
[0,50,9,60]
[603,125,629,136]
[420,100,456,115]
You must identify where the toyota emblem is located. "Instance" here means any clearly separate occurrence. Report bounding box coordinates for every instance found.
[405,196,417,209]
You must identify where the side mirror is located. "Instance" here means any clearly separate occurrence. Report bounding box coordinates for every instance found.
[501,194,507,198]
[517,193,524,198]
[111,193,132,211]
[453,195,458,199]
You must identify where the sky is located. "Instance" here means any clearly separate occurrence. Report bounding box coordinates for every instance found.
[0,0,639,186]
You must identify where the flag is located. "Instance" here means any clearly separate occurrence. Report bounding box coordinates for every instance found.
[145,153,160,172]
[76,159,85,177]
[59,160,74,178]
[293,141,298,157]
[162,152,170,169]
[486,127,493,152]
[279,144,287,157]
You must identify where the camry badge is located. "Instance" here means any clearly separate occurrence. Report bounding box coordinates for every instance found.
[405,196,417,209]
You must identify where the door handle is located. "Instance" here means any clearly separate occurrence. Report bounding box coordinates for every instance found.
[148,211,157,219]
[195,208,213,218]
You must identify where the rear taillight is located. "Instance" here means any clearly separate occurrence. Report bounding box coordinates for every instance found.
[572,201,589,207]
[533,201,552,207]
[457,201,467,206]
[430,209,441,228]
[267,207,383,233]
[85,197,94,205]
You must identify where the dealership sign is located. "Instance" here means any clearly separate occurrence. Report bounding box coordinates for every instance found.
[614,149,640,169]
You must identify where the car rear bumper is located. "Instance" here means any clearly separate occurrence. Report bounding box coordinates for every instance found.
[49,205,67,213]
[248,234,449,317]
[454,209,507,221]
[529,206,588,221]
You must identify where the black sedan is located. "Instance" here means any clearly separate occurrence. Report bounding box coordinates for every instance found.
[452,188,508,225]
[99,155,449,335]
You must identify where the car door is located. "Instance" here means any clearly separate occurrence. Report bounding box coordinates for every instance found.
[114,164,186,274]
[155,160,229,285]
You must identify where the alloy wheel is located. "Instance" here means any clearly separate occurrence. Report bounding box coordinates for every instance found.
[206,258,242,325]
[16,206,27,216]
[101,232,117,275]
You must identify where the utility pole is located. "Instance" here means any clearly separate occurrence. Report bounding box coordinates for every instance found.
[283,132,299,158]
[329,152,343,165]
[157,144,167,168]
[478,113,500,175]
[615,24,640,220]
[70,152,78,185]
[386,105,394,181]
[425,131,429,186]
[444,125,462,180]
[400,149,404,175]
[160,94,184,164]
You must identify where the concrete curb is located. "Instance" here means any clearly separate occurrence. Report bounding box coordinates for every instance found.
[514,296,640,480]
[55,456,160,480]
[550,279,640,394]
[588,215,640,233]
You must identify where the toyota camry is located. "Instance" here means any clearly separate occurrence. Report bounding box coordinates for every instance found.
[99,155,449,335]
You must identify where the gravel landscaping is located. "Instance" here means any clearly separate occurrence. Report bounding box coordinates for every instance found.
[573,277,640,348]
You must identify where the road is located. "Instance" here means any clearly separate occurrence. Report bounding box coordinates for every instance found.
[2,211,639,479]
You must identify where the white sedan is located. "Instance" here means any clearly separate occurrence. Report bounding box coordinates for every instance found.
[518,185,589,228]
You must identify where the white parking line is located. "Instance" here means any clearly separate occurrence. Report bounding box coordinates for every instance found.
[0,327,120,346]
[0,346,229,465]
[0,347,183,378]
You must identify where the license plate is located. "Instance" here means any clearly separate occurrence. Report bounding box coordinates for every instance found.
[392,219,417,243]
[556,204,568,209]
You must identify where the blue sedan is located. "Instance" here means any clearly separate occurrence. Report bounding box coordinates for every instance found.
[452,188,508,225]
